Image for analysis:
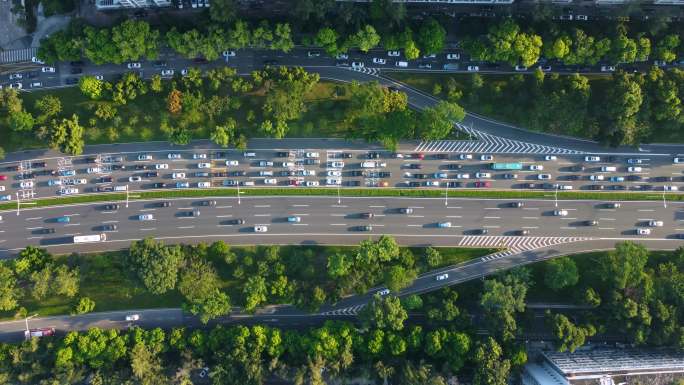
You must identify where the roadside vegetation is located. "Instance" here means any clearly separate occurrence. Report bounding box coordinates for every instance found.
[0,241,681,385]
[390,67,684,145]
[0,238,493,321]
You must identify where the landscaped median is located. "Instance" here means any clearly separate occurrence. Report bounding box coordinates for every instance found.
[0,187,681,211]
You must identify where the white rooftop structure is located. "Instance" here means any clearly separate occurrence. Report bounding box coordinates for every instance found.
[96,0,171,9]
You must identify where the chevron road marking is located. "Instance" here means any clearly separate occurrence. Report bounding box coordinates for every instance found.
[458,235,592,262]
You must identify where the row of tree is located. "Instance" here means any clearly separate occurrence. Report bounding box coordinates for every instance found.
[431,67,684,146]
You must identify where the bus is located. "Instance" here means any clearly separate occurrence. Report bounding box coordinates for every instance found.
[73,234,107,243]
[490,162,523,171]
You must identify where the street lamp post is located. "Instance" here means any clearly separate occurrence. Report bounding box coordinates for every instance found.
[16,192,20,216]
[444,180,448,206]
[24,314,38,337]
[125,185,129,208]
[237,183,241,205]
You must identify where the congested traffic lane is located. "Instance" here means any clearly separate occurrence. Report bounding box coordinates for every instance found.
[0,196,682,256]
[0,148,683,202]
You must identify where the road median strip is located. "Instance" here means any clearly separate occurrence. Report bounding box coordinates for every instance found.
[0,188,682,211]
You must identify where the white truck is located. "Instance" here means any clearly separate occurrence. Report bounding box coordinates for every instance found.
[361,161,387,168]
[73,233,107,243]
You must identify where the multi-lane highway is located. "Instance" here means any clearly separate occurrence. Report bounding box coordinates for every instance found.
[1,195,683,256]
[1,146,683,204]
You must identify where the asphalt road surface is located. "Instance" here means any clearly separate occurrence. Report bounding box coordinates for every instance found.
[1,195,683,256]
[1,146,682,203]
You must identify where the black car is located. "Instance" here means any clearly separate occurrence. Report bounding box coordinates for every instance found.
[275,152,290,158]
[111,164,125,170]
[378,172,391,178]
[653,176,673,182]
[356,225,372,232]
[408,181,421,187]
[263,60,279,66]
[180,211,198,217]
[525,183,537,189]
[153,182,166,188]
[304,159,320,165]
[32,162,46,168]
[367,152,381,159]
[20,172,36,179]
[195,172,209,177]
[433,153,448,160]
[509,202,524,208]
[360,212,374,219]
[153,60,167,67]
[571,165,585,172]
[102,224,118,231]
[279,170,294,177]
[349,170,363,177]
[585,220,598,226]
[40,228,56,234]
[627,175,642,181]
[65,78,79,85]
[345,180,361,186]
[199,200,217,206]
[446,181,460,188]
[26,71,38,79]
[36,169,56,176]
[95,186,113,192]
[475,229,489,235]
[193,57,208,63]
[339,153,353,158]
[231,171,246,177]
[103,204,120,211]
[158,201,171,207]
[134,164,148,170]
[230,218,246,225]
[4,165,19,171]
[445,164,463,170]
[589,184,605,190]
[564,175,580,180]
[145,171,159,178]
[609,185,626,190]
[413,173,427,179]
[98,176,112,183]
[515,230,530,236]
[213,172,228,178]
[70,67,83,74]
[85,156,98,163]
[503,173,516,179]
[408,163,422,169]
[212,151,226,159]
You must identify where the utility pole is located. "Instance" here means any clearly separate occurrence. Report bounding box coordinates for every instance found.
[237,183,241,205]
[554,188,558,208]
[125,185,129,208]
[444,180,448,206]
[15,192,20,216]
[663,191,667,208]
[24,314,37,338]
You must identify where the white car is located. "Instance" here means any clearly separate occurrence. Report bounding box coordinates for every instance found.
[480,154,493,161]
[259,170,273,176]
[436,273,449,281]
[30,82,43,88]
[627,166,642,172]
[155,163,169,169]
[305,181,319,187]
[589,175,605,181]
[585,156,601,162]
[0,186,4,192]
[128,176,141,182]
[127,62,142,69]
[664,185,679,191]
[372,58,387,65]
[387,51,401,57]
[330,161,344,168]
[351,62,365,69]
[74,179,87,185]
[554,209,568,217]
[326,178,341,185]
[59,188,79,195]
[544,155,557,161]
[167,153,182,159]
[281,161,294,167]
[557,185,573,190]
[648,220,664,227]
[305,152,320,158]
[95,75,104,80]
[637,228,651,235]
[456,173,470,179]
[41,67,56,73]
[425,181,439,187]
[0,195,12,201]
[674,157,684,164]
[193,153,207,159]
[8,73,22,80]
[259,161,274,167]
[300,170,316,176]
[446,53,460,60]
[514,65,527,71]
[20,181,34,189]
[529,165,544,171]
[197,162,211,169]
[139,214,154,221]
[377,289,390,296]
[222,50,236,57]
[180,69,188,76]
[627,158,643,164]
[161,69,174,76]
[335,53,349,60]
[601,65,616,72]
[263,178,277,185]
[467,65,479,72]
[32,56,45,64]
[226,160,239,166]
[172,172,186,179]
[327,170,342,177]
[459,154,473,160]
[138,154,152,161]
[254,225,268,233]
[125,314,140,321]
[197,182,211,188]
[538,174,551,180]
[475,172,491,178]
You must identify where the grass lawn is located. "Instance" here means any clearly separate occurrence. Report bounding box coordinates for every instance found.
[1,244,493,320]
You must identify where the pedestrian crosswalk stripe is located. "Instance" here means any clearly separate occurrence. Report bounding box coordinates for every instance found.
[0,48,38,64]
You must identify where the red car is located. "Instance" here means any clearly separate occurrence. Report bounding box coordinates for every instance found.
[474,181,491,188]
[289,179,302,186]
[0,175,6,181]
[412,153,425,159]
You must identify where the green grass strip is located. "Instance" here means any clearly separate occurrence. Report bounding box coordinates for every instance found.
[0,188,681,212]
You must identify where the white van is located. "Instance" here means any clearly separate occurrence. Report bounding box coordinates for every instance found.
[601,166,617,172]
[114,185,128,191]
[243,152,256,157]
[395,61,408,68]
[259,170,273,176]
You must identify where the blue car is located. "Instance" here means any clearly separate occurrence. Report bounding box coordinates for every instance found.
[176,182,189,188]
[59,170,76,177]
[609,176,625,182]
[56,216,70,223]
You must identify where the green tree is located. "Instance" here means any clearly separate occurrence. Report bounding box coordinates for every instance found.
[360,294,408,331]
[472,337,511,385]
[243,275,268,312]
[480,269,530,341]
[417,18,446,55]
[47,114,85,155]
[9,110,35,132]
[549,313,596,352]
[150,74,163,93]
[128,238,184,295]
[272,23,294,52]
[327,253,352,278]
[130,342,165,385]
[52,265,80,298]
[348,25,381,53]
[314,27,339,56]
[34,94,62,123]
[210,124,233,147]
[209,0,236,22]
[383,265,416,293]
[655,34,679,62]
[79,76,104,99]
[0,264,17,311]
[416,101,465,140]
[30,264,53,300]
[111,20,159,62]
[73,297,96,315]
[544,257,579,290]
[83,26,120,64]
[598,241,649,291]
[424,247,442,267]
